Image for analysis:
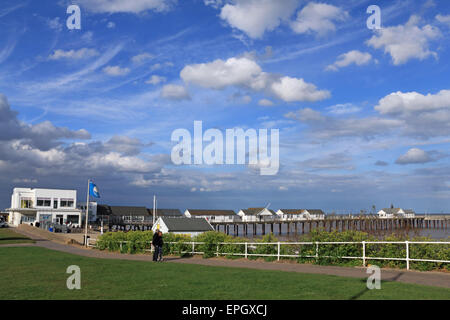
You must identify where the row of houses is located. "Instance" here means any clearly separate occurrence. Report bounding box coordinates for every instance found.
[185,208,325,222]
[5,187,415,228]
[91,207,326,224]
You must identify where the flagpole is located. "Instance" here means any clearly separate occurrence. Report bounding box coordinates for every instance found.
[84,179,90,247]
[153,195,156,225]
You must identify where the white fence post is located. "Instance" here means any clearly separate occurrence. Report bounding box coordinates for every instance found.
[277,242,280,261]
[216,244,219,257]
[315,242,319,260]
[192,242,195,255]
[362,241,366,267]
[120,241,123,251]
[406,241,410,270]
[245,242,248,259]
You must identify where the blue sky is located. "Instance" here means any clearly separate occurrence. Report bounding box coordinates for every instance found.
[0,0,449,213]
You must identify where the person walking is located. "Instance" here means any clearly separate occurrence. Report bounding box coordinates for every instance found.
[157,231,164,261]
[152,230,163,262]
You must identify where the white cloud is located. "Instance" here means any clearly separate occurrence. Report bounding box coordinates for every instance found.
[180,56,329,103]
[82,31,94,42]
[258,99,274,106]
[270,76,330,102]
[146,75,166,85]
[219,0,299,39]
[204,0,223,9]
[326,50,373,71]
[0,40,16,64]
[287,88,450,141]
[49,48,100,60]
[374,90,450,138]
[150,62,173,71]
[181,57,263,90]
[396,148,433,165]
[47,17,63,31]
[0,94,90,150]
[436,14,450,25]
[241,95,252,104]
[104,135,147,156]
[131,53,154,64]
[326,103,361,115]
[76,0,175,14]
[160,84,190,100]
[285,108,402,140]
[299,153,354,171]
[375,90,450,115]
[423,0,436,8]
[103,65,131,76]
[291,2,348,36]
[24,43,124,93]
[366,15,441,65]
[90,152,157,172]
[107,21,116,28]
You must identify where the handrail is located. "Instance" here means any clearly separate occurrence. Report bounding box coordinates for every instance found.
[89,239,450,270]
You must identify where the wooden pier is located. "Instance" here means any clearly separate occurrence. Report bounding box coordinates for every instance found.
[210,215,449,237]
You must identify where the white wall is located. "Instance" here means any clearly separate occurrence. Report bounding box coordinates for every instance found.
[8,188,81,227]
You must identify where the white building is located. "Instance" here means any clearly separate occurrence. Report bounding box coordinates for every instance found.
[6,188,82,227]
[152,217,214,237]
[377,208,415,218]
[184,209,239,223]
[237,208,277,222]
[276,209,325,221]
[276,209,304,221]
[300,209,325,220]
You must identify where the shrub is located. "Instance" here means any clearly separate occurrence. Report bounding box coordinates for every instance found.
[194,231,230,258]
[162,233,192,257]
[251,234,279,262]
[96,231,153,254]
[95,230,449,271]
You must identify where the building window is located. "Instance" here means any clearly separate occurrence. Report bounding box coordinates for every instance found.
[20,199,32,208]
[53,199,58,209]
[36,198,51,207]
[67,215,79,224]
[60,199,74,207]
[39,214,52,222]
[22,215,35,222]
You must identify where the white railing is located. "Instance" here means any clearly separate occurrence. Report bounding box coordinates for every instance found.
[88,239,450,270]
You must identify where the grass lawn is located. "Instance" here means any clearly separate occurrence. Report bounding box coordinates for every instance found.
[0,228,34,245]
[0,246,449,300]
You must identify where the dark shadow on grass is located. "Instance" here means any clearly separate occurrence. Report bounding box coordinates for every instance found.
[0,237,32,241]
[349,271,404,300]
[162,254,196,262]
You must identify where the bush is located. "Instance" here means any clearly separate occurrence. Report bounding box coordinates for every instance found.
[194,231,232,258]
[250,234,279,262]
[96,231,153,254]
[162,233,192,257]
[297,229,449,271]
[95,230,449,271]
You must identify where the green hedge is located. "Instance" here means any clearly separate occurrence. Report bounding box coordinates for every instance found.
[297,229,449,271]
[96,231,153,254]
[95,229,449,271]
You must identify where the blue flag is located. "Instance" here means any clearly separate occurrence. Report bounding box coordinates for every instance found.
[89,181,100,198]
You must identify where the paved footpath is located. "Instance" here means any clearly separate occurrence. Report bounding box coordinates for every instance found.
[5,226,450,289]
